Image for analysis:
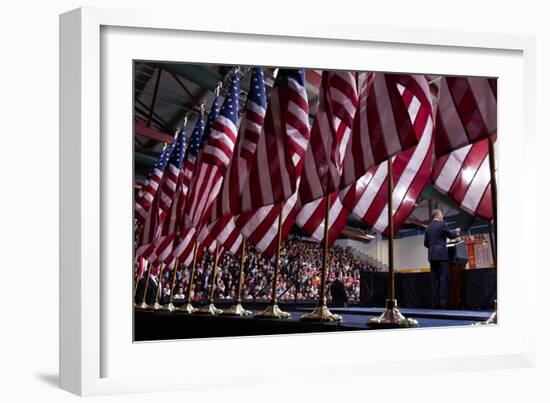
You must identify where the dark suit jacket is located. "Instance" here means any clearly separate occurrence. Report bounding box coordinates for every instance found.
[330,279,348,307]
[424,220,458,262]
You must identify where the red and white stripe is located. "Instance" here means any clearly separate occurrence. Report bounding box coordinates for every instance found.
[135,177,160,224]
[157,157,180,222]
[184,116,238,229]
[202,215,244,257]
[295,191,350,246]
[432,137,496,220]
[213,98,265,219]
[239,70,310,213]
[170,227,197,268]
[135,192,162,261]
[135,256,147,280]
[235,193,298,257]
[340,73,431,189]
[306,70,322,98]
[135,164,165,225]
[207,79,267,246]
[180,154,196,199]
[154,170,187,263]
[341,80,435,236]
[434,76,497,157]
[299,71,358,203]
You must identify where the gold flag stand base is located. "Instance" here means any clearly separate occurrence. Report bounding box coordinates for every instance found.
[300,305,342,322]
[150,302,164,310]
[161,303,177,312]
[254,303,290,319]
[135,302,150,310]
[177,302,198,314]
[196,303,223,315]
[222,302,252,316]
[366,299,419,329]
[473,300,497,325]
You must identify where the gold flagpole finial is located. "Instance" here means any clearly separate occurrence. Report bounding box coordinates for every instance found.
[199,102,206,115]
[215,81,223,96]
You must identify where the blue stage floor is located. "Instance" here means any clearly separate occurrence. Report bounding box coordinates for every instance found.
[291,307,493,328]
[134,306,494,341]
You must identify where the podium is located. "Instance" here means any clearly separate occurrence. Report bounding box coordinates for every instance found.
[447,241,468,309]
[447,240,468,264]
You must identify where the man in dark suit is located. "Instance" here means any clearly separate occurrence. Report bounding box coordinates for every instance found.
[424,209,460,309]
[330,271,348,307]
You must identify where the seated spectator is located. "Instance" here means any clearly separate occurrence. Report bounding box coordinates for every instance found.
[173,287,185,300]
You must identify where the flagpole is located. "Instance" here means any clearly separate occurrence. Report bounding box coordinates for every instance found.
[487,135,498,262]
[133,259,141,303]
[136,262,152,310]
[178,241,199,313]
[197,242,224,315]
[255,203,290,319]
[301,196,342,322]
[223,239,252,316]
[162,258,180,312]
[151,263,166,310]
[133,220,142,302]
[476,135,498,325]
[367,158,418,328]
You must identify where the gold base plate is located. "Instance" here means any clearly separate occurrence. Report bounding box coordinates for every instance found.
[473,310,497,325]
[222,303,252,316]
[195,303,223,315]
[135,302,150,310]
[161,302,177,312]
[176,302,198,314]
[151,302,164,310]
[366,299,419,329]
[254,303,290,319]
[300,305,342,322]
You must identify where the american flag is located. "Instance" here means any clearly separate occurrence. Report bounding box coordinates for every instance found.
[340,77,434,236]
[431,136,496,221]
[205,68,267,255]
[299,71,358,203]
[340,73,431,189]
[235,193,298,257]
[306,70,322,98]
[134,142,173,225]
[295,191,350,247]
[202,215,243,256]
[434,76,497,157]
[157,130,186,221]
[210,67,267,224]
[184,72,241,229]
[136,256,147,281]
[238,69,310,213]
[171,227,197,267]
[155,117,207,264]
[168,91,222,267]
[197,223,220,253]
[135,143,175,260]
[181,114,207,198]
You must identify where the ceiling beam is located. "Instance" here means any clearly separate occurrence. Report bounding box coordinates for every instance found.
[134,120,174,144]
[157,63,221,90]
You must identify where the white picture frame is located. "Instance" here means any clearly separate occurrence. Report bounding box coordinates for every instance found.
[59,6,537,396]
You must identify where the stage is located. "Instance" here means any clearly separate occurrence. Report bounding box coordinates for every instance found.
[134,305,493,341]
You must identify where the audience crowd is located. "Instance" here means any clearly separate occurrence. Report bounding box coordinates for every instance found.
[137,238,378,305]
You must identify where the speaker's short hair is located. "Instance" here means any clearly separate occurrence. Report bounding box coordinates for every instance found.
[432,209,443,219]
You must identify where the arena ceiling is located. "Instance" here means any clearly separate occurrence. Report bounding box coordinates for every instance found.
[133,62,486,237]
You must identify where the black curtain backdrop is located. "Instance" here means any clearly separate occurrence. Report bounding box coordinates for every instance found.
[360,269,496,310]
